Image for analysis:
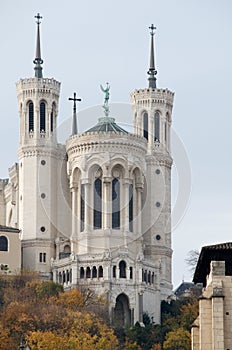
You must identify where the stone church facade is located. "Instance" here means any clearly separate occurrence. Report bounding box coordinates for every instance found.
[0,16,174,325]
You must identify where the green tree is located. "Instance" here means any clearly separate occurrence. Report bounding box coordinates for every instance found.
[163,327,191,350]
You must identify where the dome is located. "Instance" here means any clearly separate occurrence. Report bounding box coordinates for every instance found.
[85,116,128,134]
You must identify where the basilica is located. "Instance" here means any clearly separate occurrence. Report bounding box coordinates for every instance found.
[0,15,174,326]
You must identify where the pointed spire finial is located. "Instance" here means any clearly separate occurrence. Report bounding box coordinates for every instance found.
[147,24,157,88]
[69,92,82,135]
[33,13,43,78]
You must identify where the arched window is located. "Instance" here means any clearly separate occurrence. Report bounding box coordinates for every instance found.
[86,266,91,279]
[119,260,126,278]
[113,265,116,278]
[40,102,46,132]
[112,178,120,229]
[0,236,8,251]
[154,111,160,141]
[70,269,72,283]
[129,184,133,232]
[99,266,103,278]
[80,184,85,232]
[94,178,102,229]
[28,101,34,132]
[143,112,148,140]
[92,266,97,278]
[80,267,84,279]
[50,110,54,132]
[62,271,66,283]
[130,267,133,279]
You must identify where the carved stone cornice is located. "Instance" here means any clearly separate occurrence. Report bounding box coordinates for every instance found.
[18,144,66,161]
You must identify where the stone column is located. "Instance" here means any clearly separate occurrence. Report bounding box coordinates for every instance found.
[103,177,111,229]
[123,179,130,233]
[136,186,142,234]
[82,180,91,231]
[71,187,78,238]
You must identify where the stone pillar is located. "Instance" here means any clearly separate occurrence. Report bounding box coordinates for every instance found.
[136,186,142,234]
[103,177,111,229]
[71,187,78,238]
[82,180,91,231]
[123,179,130,233]
[138,292,143,323]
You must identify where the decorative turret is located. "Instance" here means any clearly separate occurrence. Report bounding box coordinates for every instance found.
[17,14,67,279]
[33,13,43,78]
[130,25,175,300]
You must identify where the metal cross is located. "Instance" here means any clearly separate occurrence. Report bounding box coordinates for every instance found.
[35,13,42,24]
[68,92,81,112]
[149,24,156,36]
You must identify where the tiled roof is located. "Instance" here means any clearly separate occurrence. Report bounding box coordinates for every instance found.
[193,242,232,286]
[85,116,128,134]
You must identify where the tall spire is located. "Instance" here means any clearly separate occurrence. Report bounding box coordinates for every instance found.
[33,13,43,78]
[69,92,81,135]
[147,24,157,88]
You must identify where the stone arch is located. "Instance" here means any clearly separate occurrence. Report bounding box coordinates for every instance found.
[110,160,127,178]
[114,293,131,327]
[63,245,71,254]
[166,111,171,122]
[70,167,81,188]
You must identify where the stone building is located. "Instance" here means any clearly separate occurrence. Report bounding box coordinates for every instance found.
[192,242,232,349]
[0,225,21,275]
[0,16,174,325]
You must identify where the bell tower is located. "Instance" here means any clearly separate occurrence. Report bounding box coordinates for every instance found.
[17,14,64,278]
[131,25,174,298]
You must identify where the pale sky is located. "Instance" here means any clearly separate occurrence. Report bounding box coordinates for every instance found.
[0,0,232,288]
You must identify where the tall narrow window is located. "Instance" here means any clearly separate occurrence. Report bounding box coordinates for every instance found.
[98,266,103,278]
[119,260,126,278]
[50,110,54,132]
[40,102,46,132]
[154,111,160,141]
[143,112,148,141]
[80,267,84,279]
[129,184,133,232]
[80,184,85,232]
[28,102,34,132]
[164,121,167,142]
[94,178,102,229]
[0,236,8,251]
[112,178,120,229]
[92,266,97,278]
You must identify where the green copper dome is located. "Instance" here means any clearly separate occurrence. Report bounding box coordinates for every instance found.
[86,116,128,134]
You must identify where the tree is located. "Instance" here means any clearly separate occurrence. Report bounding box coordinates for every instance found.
[185,249,199,274]
[163,328,191,350]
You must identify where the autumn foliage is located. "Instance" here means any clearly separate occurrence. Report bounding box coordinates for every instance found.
[0,274,199,349]
[0,274,118,349]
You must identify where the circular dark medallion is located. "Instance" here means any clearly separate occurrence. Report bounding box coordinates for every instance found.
[40,226,46,232]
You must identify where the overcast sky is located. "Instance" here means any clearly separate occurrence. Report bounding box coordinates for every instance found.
[0,0,232,288]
